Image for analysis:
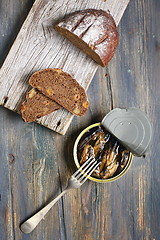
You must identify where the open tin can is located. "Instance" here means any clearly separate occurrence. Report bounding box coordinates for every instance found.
[73,108,152,183]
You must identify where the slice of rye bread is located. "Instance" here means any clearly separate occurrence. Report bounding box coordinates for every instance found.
[29,68,89,116]
[55,9,119,67]
[21,88,62,122]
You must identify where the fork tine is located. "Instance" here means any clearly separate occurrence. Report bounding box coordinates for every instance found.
[80,162,100,185]
[73,158,96,179]
[78,161,100,183]
[72,156,95,178]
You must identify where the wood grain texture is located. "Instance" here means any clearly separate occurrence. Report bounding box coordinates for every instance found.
[0,0,129,135]
[0,0,160,240]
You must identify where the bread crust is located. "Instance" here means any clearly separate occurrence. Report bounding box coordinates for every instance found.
[21,88,61,122]
[29,68,89,116]
[55,9,119,67]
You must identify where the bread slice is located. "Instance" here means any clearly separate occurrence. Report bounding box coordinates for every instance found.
[55,9,118,67]
[29,68,89,116]
[21,88,61,122]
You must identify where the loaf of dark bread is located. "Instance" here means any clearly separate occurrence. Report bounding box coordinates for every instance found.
[55,9,119,67]
[29,68,89,116]
[21,88,61,122]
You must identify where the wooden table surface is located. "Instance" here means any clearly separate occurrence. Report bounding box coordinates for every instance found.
[0,0,159,240]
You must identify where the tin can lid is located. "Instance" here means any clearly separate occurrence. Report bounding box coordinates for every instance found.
[102,108,152,157]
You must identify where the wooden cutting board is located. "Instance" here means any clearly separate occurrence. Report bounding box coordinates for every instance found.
[0,0,129,135]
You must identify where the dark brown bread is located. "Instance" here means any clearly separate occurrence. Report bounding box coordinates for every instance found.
[21,88,61,122]
[29,68,89,116]
[55,9,119,67]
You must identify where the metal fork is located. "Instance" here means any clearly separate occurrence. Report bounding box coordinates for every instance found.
[20,157,100,234]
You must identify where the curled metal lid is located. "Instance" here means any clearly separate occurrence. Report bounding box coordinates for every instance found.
[102,108,152,157]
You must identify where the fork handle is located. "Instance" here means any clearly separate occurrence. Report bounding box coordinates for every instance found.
[20,188,69,234]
